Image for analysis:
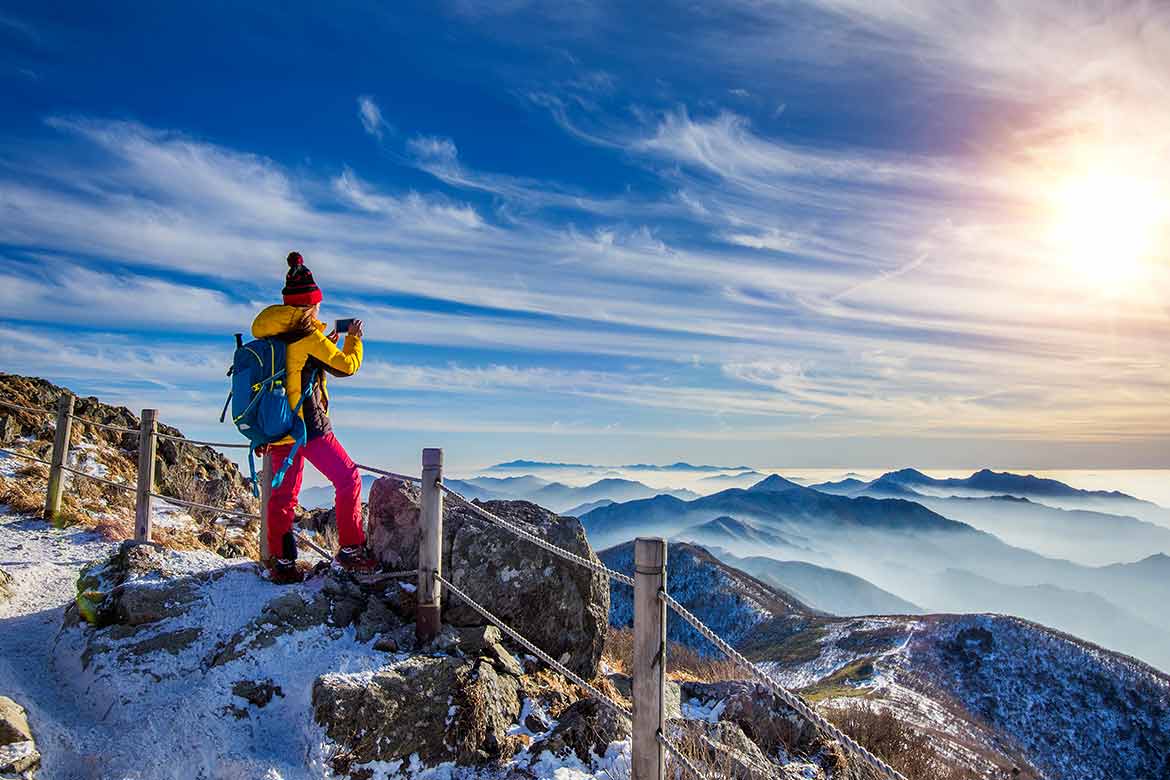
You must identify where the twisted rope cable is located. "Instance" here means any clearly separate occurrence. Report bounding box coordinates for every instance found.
[0,399,55,416]
[68,415,140,435]
[354,462,422,484]
[58,464,137,494]
[155,432,250,449]
[662,593,907,780]
[435,572,633,722]
[0,447,52,467]
[148,492,260,522]
[437,484,635,587]
[658,732,711,780]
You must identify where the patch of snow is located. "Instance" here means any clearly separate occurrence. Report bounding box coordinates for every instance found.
[681,696,726,723]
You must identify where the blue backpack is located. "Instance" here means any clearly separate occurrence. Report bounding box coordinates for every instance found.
[221,334,318,495]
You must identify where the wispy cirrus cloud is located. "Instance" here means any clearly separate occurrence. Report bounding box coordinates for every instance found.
[357,95,391,139]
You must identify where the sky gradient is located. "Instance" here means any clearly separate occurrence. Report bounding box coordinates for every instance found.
[1,1,1168,476]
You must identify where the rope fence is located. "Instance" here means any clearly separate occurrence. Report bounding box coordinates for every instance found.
[1,392,913,779]
[658,732,710,780]
[59,464,138,494]
[354,462,422,484]
[437,572,633,721]
[438,483,635,587]
[0,447,52,467]
[156,431,250,449]
[0,399,55,416]
[68,415,140,436]
[663,593,906,780]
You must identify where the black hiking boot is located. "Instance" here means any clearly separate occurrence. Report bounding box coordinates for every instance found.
[333,545,380,575]
[267,558,307,585]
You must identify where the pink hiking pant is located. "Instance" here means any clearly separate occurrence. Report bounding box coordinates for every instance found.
[266,431,363,558]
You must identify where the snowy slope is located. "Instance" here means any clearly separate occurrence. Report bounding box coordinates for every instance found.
[639,543,1170,780]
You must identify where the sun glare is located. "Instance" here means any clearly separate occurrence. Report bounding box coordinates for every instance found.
[1047,170,1169,294]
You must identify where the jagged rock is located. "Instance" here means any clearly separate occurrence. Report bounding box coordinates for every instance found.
[367,478,609,678]
[373,635,399,653]
[668,719,811,780]
[0,698,33,747]
[0,741,40,778]
[449,626,525,677]
[0,569,13,603]
[0,696,38,778]
[681,680,825,760]
[353,597,402,643]
[529,698,631,762]
[312,655,522,772]
[231,680,283,709]
[209,569,415,666]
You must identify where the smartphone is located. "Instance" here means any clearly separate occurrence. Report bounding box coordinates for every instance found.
[335,318,356,334]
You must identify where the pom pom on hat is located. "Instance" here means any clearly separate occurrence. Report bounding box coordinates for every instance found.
[282,251,322,305]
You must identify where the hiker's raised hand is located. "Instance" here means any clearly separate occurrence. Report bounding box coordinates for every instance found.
[349,319,364,339]
[326,329,339,344]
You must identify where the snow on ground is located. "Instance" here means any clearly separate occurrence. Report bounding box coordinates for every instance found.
[0,506,116,780]
[68,442,111,480]
[0,506,638,780]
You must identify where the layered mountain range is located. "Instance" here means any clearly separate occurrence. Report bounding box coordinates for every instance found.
[579,472,1170,670]
[599,541,1170,780]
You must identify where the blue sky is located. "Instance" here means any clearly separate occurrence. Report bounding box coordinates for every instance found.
[2,1,1168,477]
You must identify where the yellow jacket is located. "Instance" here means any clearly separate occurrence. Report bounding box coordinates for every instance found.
[251,305,363,445]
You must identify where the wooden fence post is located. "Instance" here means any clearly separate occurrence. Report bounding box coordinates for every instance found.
[134,409,158,542]
[259,453,273,561]
[416,447,444,644]
[633,537,667,780]
[44,393,75,526]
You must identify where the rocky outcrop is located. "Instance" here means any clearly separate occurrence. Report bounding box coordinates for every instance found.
[0,372,254,514]
[0,696,39,779]
[312,655,523,773]
[366,478,610,678]
[206,573,414,668]
[529,698,631,762]
[682,680,825,759]
[73,541,220,628]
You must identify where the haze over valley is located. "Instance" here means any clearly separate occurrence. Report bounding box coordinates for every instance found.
[432,460,1170,672]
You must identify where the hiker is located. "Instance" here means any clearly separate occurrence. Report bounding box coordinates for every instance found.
[251,252,378,583]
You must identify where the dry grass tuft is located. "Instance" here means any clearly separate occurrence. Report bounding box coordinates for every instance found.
[0,451,262,561]
[604,627,742,684]
[826,706,978,780]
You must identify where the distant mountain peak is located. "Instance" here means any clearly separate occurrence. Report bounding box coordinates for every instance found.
[748,474,804,493]
[883,467,932,483]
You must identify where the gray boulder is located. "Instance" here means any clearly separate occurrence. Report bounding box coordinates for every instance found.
[312,655,523,773]
[367,478,610,678]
